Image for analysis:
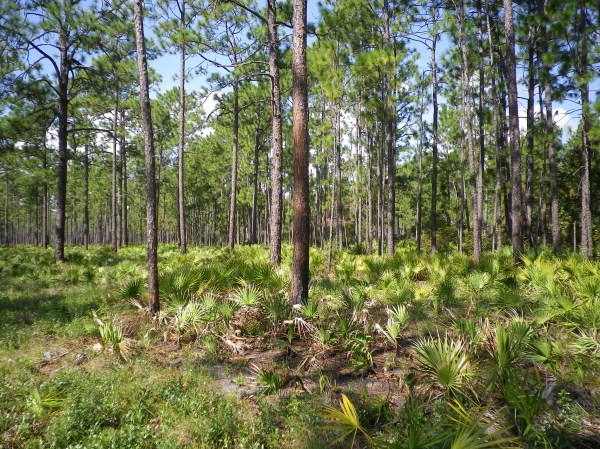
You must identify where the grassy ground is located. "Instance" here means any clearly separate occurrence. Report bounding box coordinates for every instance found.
[1,244,599,448]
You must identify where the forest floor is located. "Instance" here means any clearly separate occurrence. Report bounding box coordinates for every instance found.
[1,244,600,448]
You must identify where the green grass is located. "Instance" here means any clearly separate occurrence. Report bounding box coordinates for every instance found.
[1,244,599,448]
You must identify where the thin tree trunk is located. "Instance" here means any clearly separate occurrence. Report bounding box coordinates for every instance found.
[3,177,8,245]
[122,137,128,246]
[366,128,373,254]
[578,0,592,259]
[290,0,309,306]
[504,0,523,261]
[475,0,485,259]
[268,0,283,265]
[430,27,439,253]
[377,122,384,256]
[178,0,187,254]
[55,29,69,263]
[539,0,559,254]
[334,103,343,250]
[417,84,425,253]
[111,90,119,254]
[228,80,239,250]
[134,0,159,316]
[84,144,89,250]
[525,27,535,248]
[384,0,395,256]
[42,141,49,249]
[250,110,260,244]
[486,0,502,252]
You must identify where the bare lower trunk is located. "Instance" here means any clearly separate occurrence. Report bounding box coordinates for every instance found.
[366,129,373,254]
[377,124,384,256]
[84,144,89,250]
[250,111,260,244]
[476,0,484,258]
[540,0,559,254]
[430,33,439,253]
[383,0,395,256]
[525,30,535,248]
[334,103,343,250]
[134,0,159,316]
[228,81,239,250]
[178,0,187,254]
[290,0,309,306]
[268,0,283,265]
[504,0,523,261]
[111,92,119,254]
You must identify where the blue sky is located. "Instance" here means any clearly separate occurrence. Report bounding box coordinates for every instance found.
[145,0,590,138]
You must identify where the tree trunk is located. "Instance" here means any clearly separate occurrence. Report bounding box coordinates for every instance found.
[134,0,159,316]
[178,0,187,254]
[377,123,384,256]
[121,137,128,246]
[334,103,343,250]
[578,0,592,259]
[55,30,69,262]
[42,141,49,249]
[504,0,523,261]
[475,0,485,259]
[417,85,425,253]
[111,90,119,254]
[430,27,439,253]
[486,0,502,252]
[250,110,260,244]
[539,0,559,254]
[366,129,373,254]
[3,177,8,245]
[228,80,239,250]
[290,0,309,306]
[268,0,284,265]
[525,27,535,248]
[384,0,395,256]
[84,144,89,250]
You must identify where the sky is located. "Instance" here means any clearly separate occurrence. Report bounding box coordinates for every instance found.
[145,0,592,144]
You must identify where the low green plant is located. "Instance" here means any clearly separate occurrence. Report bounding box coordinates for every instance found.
[322,394,374,447]
[119,278,144,300]
[347,331,374,371]
[233,285,262,307]
[250,364,284,395]
[93,312,130,361]
[446,400,518,449]
[26,387,66,416]
[413,335,473,397]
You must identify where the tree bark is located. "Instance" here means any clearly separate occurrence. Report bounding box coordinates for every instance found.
[430,26,439,253]
[290,0,309,306]
[228,80,239,249]
[250,110,260,244]
[525,27,535,248]
[539,0,560,254]
[334,103,343,250]
[134,0,159,316]
[55,29,69,262]
[475,0,485,259]
[111,90,119,254]
[178,0,187,254]
[3,177,8,245]
[84,144,89,250]
[504,0,523,261]
[384,0,395,256]
[366,128,373,254]
[268,0,284,265]
[42,141,49,249]
[486,0,502,252]
[121,136,128,246]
